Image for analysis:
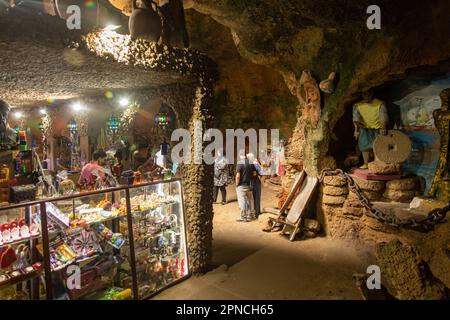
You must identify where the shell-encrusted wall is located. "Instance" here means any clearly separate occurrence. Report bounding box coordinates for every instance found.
[84,29,217,273]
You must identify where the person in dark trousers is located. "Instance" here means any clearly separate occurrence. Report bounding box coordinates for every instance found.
[159,137,170,167]
[235,151,257,222]
[247,153,262,217]
[213,149,228,205]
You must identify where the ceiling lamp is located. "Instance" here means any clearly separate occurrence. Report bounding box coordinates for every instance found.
[66,118,77,133]
[154,113,171,129]
[119,97,129,107]
[107,115,119,134]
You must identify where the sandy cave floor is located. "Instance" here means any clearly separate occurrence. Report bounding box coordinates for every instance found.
[154,183,377,300]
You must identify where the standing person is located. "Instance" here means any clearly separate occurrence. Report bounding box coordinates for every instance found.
[235,150,256,222]
[132,142,150,171]
[247,153,262,217]
[213,149,228,205]
[155,149,165,169]
[159,137,170,168]
[353,90,388,169]
[78,149,107,187]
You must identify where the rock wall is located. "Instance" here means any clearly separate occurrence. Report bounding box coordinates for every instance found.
[159,84,215,273]
[181,2,450,295]
[185,0,450,175]
[377,240,450,300]
[185,10,297,138]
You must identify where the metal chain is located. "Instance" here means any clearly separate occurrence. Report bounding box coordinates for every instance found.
[319,168,450,232]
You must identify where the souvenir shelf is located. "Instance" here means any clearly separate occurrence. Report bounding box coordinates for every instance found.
[0,179,189,300]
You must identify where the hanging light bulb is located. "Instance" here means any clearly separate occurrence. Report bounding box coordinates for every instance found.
[119,97,129,107]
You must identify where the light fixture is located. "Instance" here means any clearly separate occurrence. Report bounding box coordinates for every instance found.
[107,115,119,134]
[72,102,84,112]
[104,25,121,31]
[119,97,129,107]
[154,113,172,128]
[66,118,77,133]
[154,104,172,129]
[39,108,47,115]
[14,111,23,119]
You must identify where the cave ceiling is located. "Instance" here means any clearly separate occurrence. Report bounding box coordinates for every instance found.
[0,8,191,108]
[5,0,450,109]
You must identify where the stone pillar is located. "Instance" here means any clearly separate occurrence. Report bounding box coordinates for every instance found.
[160,83,215,273]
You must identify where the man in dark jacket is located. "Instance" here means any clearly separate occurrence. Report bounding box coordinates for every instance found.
[235,151,256,222]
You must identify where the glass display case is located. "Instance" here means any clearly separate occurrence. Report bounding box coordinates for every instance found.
[122,181,188,299]
[0,179,189,300]
[0,203,47,300]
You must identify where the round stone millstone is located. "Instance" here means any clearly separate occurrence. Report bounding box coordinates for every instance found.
[350,175,386,191]
[322,195,346,205]
[348,189,382,201]
[385,177,420,191]
[373,130,412,164]
[383,189,416,202]
[368,160,401,175]
[323,185,349,196]
[323,175,347,187]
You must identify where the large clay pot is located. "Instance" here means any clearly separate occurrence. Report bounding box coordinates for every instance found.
[129,0,162,42]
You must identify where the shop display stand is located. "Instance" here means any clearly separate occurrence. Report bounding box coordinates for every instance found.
[0,179,189,300]
[139,183,190,300]
[0,205,44,299]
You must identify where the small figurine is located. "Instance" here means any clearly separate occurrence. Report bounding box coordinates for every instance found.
[353,90,389,169]
[429,88,450,200]
[319,72,337,94]
[299,71,321,128]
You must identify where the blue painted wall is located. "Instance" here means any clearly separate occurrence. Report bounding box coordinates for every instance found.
[401,130,439,192]
[392,74,450,192]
